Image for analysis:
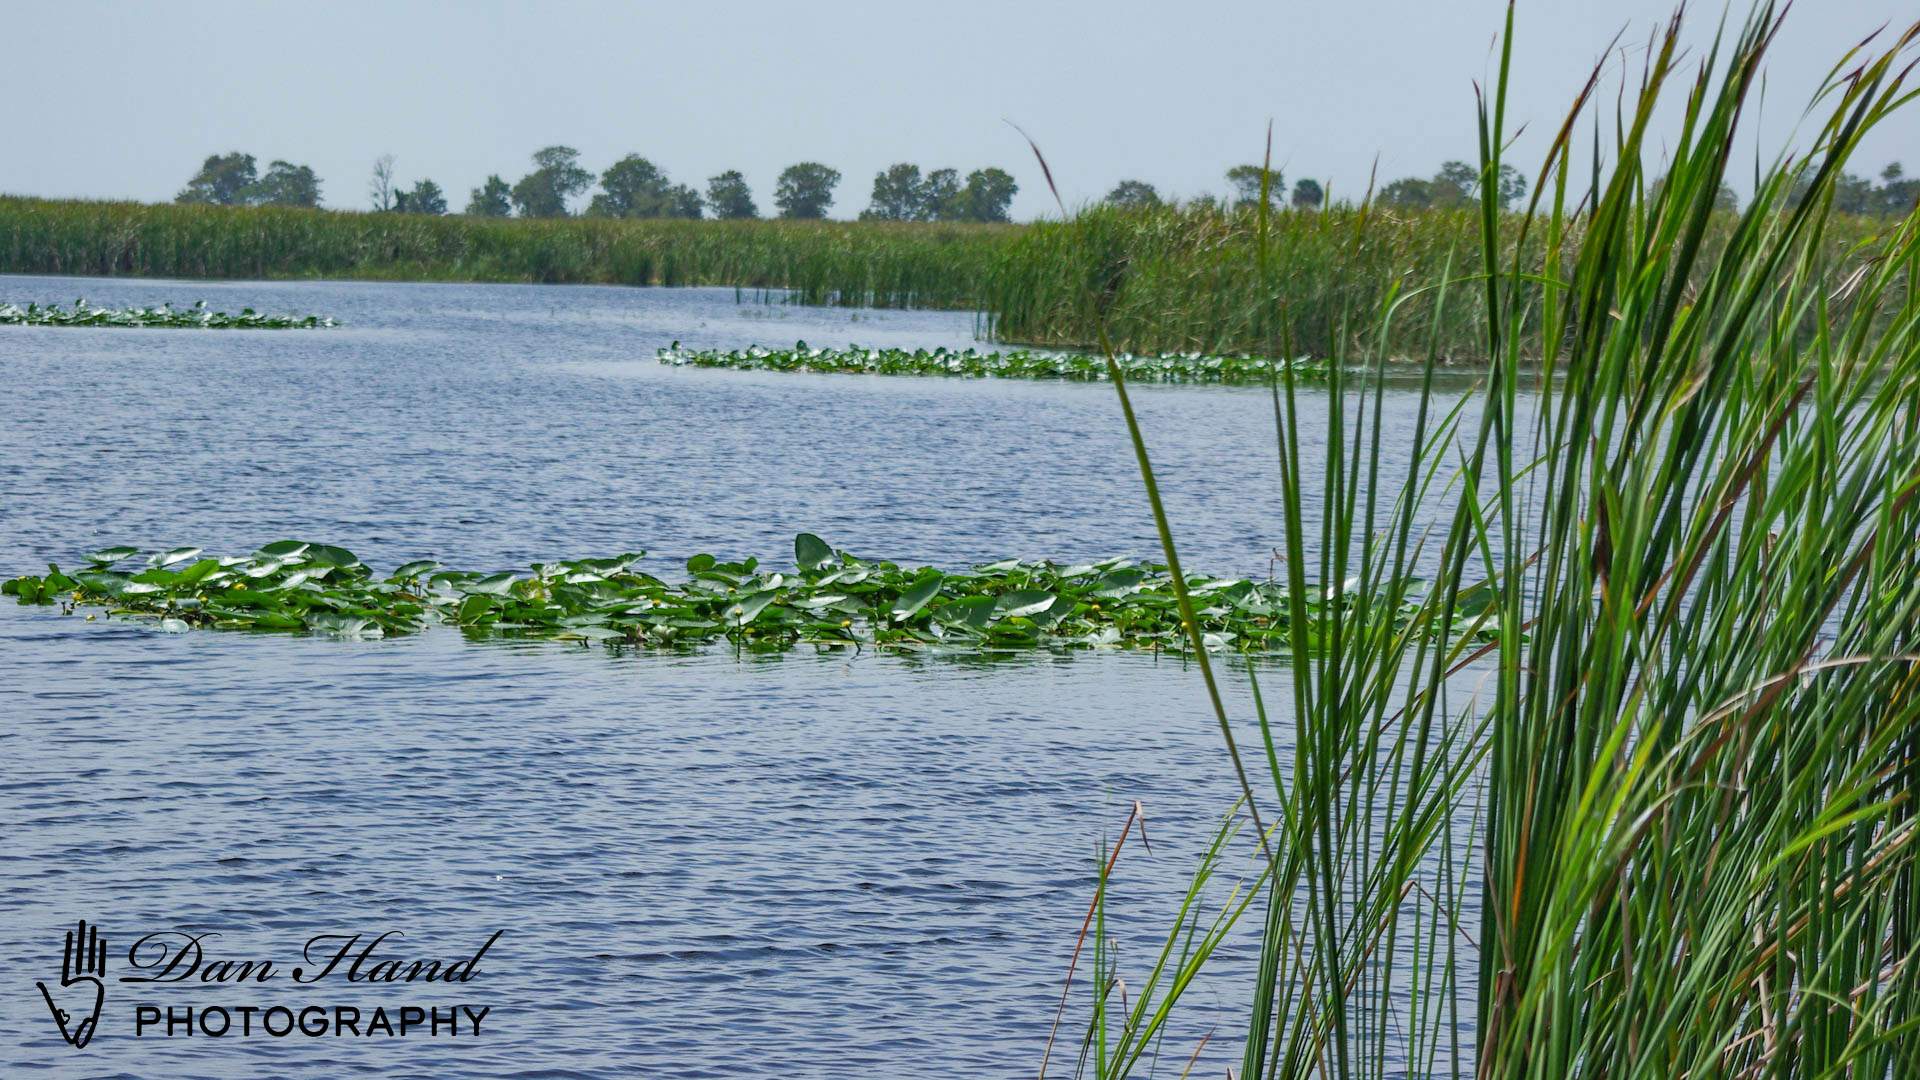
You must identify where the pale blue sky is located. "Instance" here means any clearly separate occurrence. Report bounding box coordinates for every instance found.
[3,0,1914,219]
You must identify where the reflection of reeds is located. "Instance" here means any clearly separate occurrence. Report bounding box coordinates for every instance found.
[1068,5,1920,1076]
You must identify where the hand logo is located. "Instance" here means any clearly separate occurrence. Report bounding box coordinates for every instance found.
[37,920,106,1049]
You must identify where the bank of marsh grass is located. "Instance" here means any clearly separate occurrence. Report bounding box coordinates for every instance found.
[1,193,1897,363]
[1059,4,1920,1078]
[0,196,1011,309]
[985,199,1903,360]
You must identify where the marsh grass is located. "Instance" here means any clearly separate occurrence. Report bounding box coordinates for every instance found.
[0,197,1012,309]
[984,198,1904,363]
[985,202,1494,361]
[1063,4,1920,1077]
[5,194,1894,366]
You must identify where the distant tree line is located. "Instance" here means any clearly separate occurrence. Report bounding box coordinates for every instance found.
[176,153,323,208]
[1812,163,1919,217]
[171,147,1920,223]
[1377,161,1528,210]
[173,148,1014,223]
[1104,165,1320,211]
[1102,162,1524,213]
[367,154,448,215]
[857,165,1018,223]
[1101,159,1920,218]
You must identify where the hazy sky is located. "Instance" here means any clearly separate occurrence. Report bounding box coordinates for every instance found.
[5,1,1915,220]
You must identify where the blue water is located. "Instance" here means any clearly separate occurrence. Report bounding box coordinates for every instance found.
[0,276,1455,1077]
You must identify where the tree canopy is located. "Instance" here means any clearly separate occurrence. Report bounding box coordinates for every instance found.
[170,145,1844,224]
[1809,162,1920,216]
[176,153,259,206]
[587,154,702,219]
[248,160,322,207]
[861,163,926,221]
[176,153,322,208]
[861,164,1017,222]
[960,168,1017,223]
[465,175,511,217]
[1379,160,1527,210]
[1105,180,1162,210]
[511,146,593,218]
[1225,164,1284,208]
[774,162,840,219]
[921,168,963,221]
[393,179,447,215]
[705,171,757,220]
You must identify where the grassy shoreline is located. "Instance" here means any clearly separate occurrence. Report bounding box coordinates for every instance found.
[1,193,1901,363]
[0,195,1013,309]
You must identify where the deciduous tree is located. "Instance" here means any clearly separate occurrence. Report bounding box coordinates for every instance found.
[1378,177,1435,208]
[1225,164,1284,208]
[588,154,702,218]
[922,168,963,221]
[705,171,757,219]
[245,160,322,208]
[511,146,593,218]
[176,153,258,206]
[959,168,1017,223]
[369,155,398,212]
[1105,180,1161,210]
[465,175,511,217]
[774,162,840,219]
[862,163,924,221]
[393,179,447,215]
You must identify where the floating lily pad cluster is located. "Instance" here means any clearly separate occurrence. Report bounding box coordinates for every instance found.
[0,299,336,329]
[656,342,1327,384]
[3,534,1473,655]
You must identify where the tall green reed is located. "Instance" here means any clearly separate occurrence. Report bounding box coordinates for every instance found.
[1066,4,1920,1077]
[7,186,1892,367]
[0,198,1012,310]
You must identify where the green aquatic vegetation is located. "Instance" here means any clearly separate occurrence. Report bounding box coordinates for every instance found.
[656,342,1327,383]
[3,534,1484,654]
[0,197,1010,310]
[0,194,1892,361]
[1064,5,1920,1079]
[983,195,1897,362]
[0,298,335,328]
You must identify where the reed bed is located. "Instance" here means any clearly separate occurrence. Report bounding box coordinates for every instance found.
[986,202,1492,360]
[1064,4,1920,1078]
[2,196,1894,365]
[985,199,1899,361]
[0,196,1011,309]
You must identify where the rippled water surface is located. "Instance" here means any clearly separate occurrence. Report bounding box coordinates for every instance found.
[1,276,1456,1077]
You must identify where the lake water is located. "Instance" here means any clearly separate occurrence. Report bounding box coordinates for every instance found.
[0,276,1467,1077]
